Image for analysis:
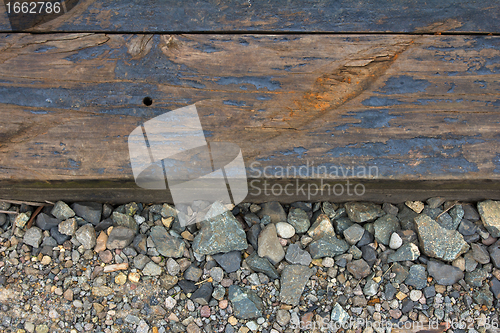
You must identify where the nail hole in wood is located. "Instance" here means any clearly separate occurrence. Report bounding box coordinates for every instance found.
[143,97,153,106]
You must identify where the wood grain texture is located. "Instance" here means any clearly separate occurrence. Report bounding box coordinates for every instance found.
[0,33,499,202]
[0,0,499,33]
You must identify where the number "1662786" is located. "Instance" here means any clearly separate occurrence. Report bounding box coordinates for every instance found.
[5,2,62,14]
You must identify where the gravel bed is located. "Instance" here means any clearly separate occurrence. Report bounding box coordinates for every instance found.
[0,199,499,333]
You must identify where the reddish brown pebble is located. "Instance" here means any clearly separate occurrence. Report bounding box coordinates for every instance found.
[99,250,113,263]
[130,284,137,291]
[389,309,402,319]
[63,288,73,301]
[91,266,104,279]
[301,312,314,324]
[200,305,211,317]
[482,235,497,246]
[219,300,228,309]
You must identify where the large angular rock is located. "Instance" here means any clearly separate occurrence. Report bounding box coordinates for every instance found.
[107,226,136,250]
[287,208,310,234]
[228,285,264,319]
[150,226,185,258]
[75,224,96,250]
[257,224,285,265]
[478,200,500,237]
[35,213,61,231]
[373,214,400,245]
[280,265,314,306]
[246,252,279,279]
[345,202,384,223]
[415,214,469,261]
[192,202,247,255]
[308,235,349,259]
[72,202,102,225]
[387,243,420,263]
[427,260,464,286]
[285,243,312,266]
[112,212,138,233]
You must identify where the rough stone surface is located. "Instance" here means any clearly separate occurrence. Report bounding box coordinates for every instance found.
[489,242,500,268]
[478,200,500,237]
[345,202,384,223]
[106,226,136,250]
[307,214,335,239]
[465,269,488,287]
[458,219,478,236]
[58,218,78,236]
[23,227,43,248]
[343,224,365,245]
[246,252,279,279]
[427,260,464,285]
[72,202,102,225]
[191,283,213,305]
[330,303,350,325]
[193,202,248,255]
[257,202,286,223]
[280,265,313,306]
[405,264,427,290]
[228,285,263,319]
[347,259,371,280]
[150,226,185,258]
[415,214,469,261]
[471,243,490,264]
[132,234,147,255]
[213,251,242,273]
[112,212,138,233]
[35,213,61,231]
[184,265,203,282]
[308,235,349,259]
[405,201,424,213]
[387,243,420,263]
[142,262,162,276]
[374,214,400,245]
[258,224,285,265]
[75,224,96,250]
[287,208,310,234]
[285,243,312,266]
[51,201,75,220]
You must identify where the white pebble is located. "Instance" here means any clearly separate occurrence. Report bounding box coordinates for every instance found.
[246,321,258,331]
[165,296,176,310]
[410,289,423,302]
[276,222,295,239]
[389,233,403,249]
[322,257,334,267]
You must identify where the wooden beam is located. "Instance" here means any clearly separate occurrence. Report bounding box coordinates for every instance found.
[0,0,499,33]
[0,33,499,202]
